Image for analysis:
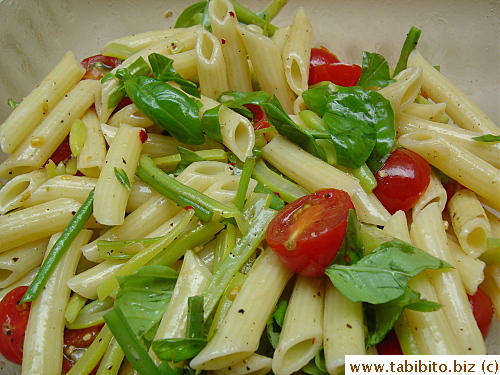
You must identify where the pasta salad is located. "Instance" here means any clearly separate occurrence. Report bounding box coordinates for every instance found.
[0,0,498,374]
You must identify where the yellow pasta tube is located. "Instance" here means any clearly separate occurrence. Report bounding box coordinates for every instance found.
[208,0,253,93]
[397,113,500,168]
[378,67,423,112]
[0,238,48,289]
[93,123,144,225]
[408,49,499,135]
[411,170,447,220]
[211,354,273,375]
[102,28,187,51]
[0,169,48,214]
[107,103,154,128]
[190,249,294,371]
[383,211,462,355]
[448,189,492,258]
[0,198,82,253]
[281,8,312,95]
[403,102,448,122]
[447,235,485,295]
[151,250,212,364]
[272,276,324,375]
[398,130,500,210]
[0,79,98,179]
[411,202,486,354]
[323,281,365,375]
[237,25,296,113]
[77,108,107,177]
[196,28,229,100]
[480,265,500,320]
[261,135,390,225]
[0,51,86,153]
[21,229,91,375]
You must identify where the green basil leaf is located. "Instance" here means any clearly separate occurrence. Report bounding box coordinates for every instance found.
[114,265,178,345]
[151,338,207,363]
[323,87,395,171]
[148,53,200,98]
[7,99,20,109]
[472,134,500,143]
[125,76,205,145]
[266,299,288,349]
[325,239,451,304]
[364,287,439,346]
[261,96,327,161]
[302,349,328,375]
[200,105,223,143]
[174,1,208,28]
[301,84,339,116]
[358,52,394,89]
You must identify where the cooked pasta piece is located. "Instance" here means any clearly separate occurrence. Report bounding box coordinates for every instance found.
[21,229,91,375]
[0,79,99,179]
[93,123,144,225]
[77,108,107,177]
[447,235,485,295]
[281,8,312,96]
[323,281,365,375]
[411,202,486,354]
[0,239,48,289]
[408,49,499,135]
[411,170,447,220]
[237,25,296,113]
[0,198,82,253]
[272,276,324,375]
[0,51,86,153]
[398,130,500,210]
[190,249,294,370]
[379,67,423,113]
[0,169,48,214]
[196,28,229,99]
[448,189,492,258]
[208,0,253,92]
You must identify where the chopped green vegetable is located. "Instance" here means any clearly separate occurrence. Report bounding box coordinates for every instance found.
[21,189,95,303]
[393,26,422,76]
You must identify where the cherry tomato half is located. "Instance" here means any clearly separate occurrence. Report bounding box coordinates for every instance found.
[266,188,355,277]
[81,54,121,80]
[372,148,431,214]
[47,136,72,165]
[62,324,103,374]
[308,63,362,87]
[376,329,403,355]
[310,46,341,67]
[468,287,494,338]
[0,286,31,365]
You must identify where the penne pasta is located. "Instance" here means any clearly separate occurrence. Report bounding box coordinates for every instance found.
[0,51,86,153]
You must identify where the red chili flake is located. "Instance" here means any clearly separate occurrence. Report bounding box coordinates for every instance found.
[139,130,148,144]
[184,206,195,211]
[344,254,351,263]
[274,192,281,198]
[229,11,235,17]
[221,38,226,45]
[229,162,236,166]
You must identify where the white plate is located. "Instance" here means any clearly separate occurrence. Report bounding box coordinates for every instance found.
[0,0,498,373]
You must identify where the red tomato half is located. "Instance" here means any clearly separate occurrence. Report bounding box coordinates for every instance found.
[468,287,494,338]
[372,148,431,214]
[310,46,341,67]
[62,324,103,374]
[308,63,362,87]
[81,54,121,80]
[47,136,72,165]
[0,286,31,365]
[266,188,355,277]
[377,329,403,355]
[244,104,271,130]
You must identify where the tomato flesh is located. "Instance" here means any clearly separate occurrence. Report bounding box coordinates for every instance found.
[310,46,341,67]
[372,148,431,214]
[81,54,121,80]
[62,324,103,374]
[468,287,494,338]
[0,286,31,365]
[308,63,362,87]
[377,329,403,355]
[266,188,354,277]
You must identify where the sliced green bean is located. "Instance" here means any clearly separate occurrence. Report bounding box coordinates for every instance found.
[21,188,95,304]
